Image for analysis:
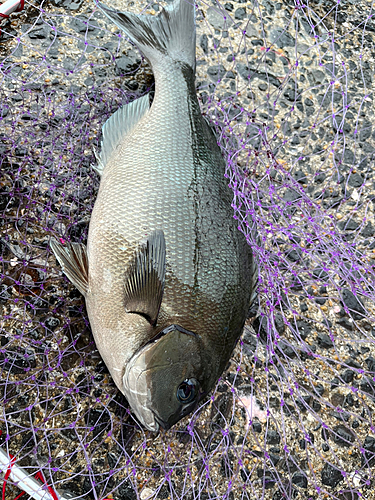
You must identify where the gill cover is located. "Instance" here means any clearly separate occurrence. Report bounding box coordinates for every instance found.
[123,327,208,431]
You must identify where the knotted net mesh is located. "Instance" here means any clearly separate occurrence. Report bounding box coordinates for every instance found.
[1,0,375,499]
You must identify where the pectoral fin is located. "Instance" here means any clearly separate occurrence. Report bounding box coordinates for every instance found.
[124,230,166,326]
[50,239,89,296]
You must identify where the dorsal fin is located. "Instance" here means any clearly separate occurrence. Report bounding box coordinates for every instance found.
[50,239,89,296]
[96,94,150,175]
[124,230,166,326]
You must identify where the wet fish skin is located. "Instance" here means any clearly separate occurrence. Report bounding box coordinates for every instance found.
[51,0,258,432]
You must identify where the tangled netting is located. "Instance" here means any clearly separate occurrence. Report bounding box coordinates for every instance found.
[1,0,375,498]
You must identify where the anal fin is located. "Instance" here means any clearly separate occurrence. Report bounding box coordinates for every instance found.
[124,230,166,326]
[50,239,89,296]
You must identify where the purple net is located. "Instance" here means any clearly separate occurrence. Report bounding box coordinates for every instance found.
[1,0,375,499]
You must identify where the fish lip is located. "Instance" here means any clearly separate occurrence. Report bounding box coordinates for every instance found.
[153,413,170,431]
[144,417,159,433]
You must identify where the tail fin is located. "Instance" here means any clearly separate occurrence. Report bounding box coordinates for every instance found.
[97,0,196,73]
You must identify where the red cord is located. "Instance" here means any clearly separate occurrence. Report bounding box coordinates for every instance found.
[12,493,26,500]
[2,453,16,500]
[0,9,8,37]
[0,433,58,500]
[16,0,24,12]
[0,428,114,500]
[0,0,25,36]
[34,471,59,500]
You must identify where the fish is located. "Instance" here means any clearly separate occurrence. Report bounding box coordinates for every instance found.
[50,0,258,432]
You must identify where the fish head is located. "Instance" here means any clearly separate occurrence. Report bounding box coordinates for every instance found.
[123,325,212,431]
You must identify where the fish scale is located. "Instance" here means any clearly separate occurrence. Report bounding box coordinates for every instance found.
[51,0,258,431]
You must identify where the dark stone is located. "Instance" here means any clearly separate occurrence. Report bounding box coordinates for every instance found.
[345,394,355,407]
[0,107,9,118]
[314,383,324,396]
[337,318,353,331]
[312,400,321,412]
[274,313,285,334]
[365,357,375,372]
[50,0,82,7]
[362,436,375,466]
[348,173,364,188]
[331,411,350,422]
[0,284,11,304]
[84,409,110,437]
[315,172,326,183]
[23,83,42,91]
[0,348,36,374]
[343,149,354,164]
[341,288,366,320]
[284,87,296,101]
[283,189,301,202]
[70,16,99,33]
[337,491,359,500]
[331,392,345,407]
[28,25,49,39]
[207,64,226,81]
[338,219,359,231]
[300,302,308,312]
[347,359,361,370]
[296,395,311,412]
[271,28,295,47]
[234,7,246,19]
[252,421,262,433]
[292,472,307,489]
[94,67,107,78]
[332,424,356,447]
[315,297,327,305]
[360,377,375,397]
[269,454,280,466]
[286,249,301,262]
[317,333,333,349]
[361,222,374,238]
[115,55,141,75]
[237,63,281,88]
[294,170,307,183]
[330,377,340,389]
[44,316,60,330]
[200,34,208,54]
[266,430,280,445]
[115,480,137,500]
[321,463,344,487]
[312,267,328,280]
[359,122,372,142]
[276,341,296,359]
[342,369,354,383]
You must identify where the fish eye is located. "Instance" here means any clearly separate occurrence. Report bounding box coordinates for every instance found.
[176,379,198,404]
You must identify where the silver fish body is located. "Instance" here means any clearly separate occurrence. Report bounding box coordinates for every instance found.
[51,0,258,432]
